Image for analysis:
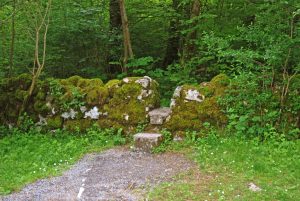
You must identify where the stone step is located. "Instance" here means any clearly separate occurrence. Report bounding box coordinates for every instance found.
[148,107,171,125]
[133,133,163,153]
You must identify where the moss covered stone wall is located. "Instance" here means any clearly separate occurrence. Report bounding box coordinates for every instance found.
[0,75,160,132]
[0,74,230,134]
[164,74,230,132]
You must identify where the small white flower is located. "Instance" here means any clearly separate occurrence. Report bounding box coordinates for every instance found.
[54,163,56,166]
[33,171,36,173]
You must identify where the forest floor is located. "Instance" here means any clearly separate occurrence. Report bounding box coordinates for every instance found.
[1,147,199,201]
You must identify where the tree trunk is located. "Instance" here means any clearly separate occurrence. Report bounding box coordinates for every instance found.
[119,0,133,72]
[18,0,51,123]
[108,0,122,76]
[162,0,181,68]
[9,0,16,78]
[181,0,201,63]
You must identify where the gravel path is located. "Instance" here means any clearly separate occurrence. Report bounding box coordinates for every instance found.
[1,147,197,201]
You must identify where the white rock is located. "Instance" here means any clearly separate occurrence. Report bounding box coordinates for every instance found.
[185,89,204,102]
[84,106,100,119]
[80,106,87,113]
[51,107,56,115]
[124,114,129,121]
[36,114,47,126]
[135,77,150,88]
[123,78,130,83]
[173,86,182,98]
[143,76,152,82]
[61,109,77,119]
[248,182,262,192]
[137,89,149,101]
[170,98,176,108]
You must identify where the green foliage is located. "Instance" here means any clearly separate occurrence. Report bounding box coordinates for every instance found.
[152,129,173,153]
[220,72,299,140]
[0,124,125,195]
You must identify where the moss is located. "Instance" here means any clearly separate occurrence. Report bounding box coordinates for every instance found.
[210,73,230,86]
[17,73,32,90]
[47,116,63,129]
[60,75,82,86]
[78,78,103,89]
[33,100,50,114]
[105,79,122,96]
[15,89,28,101]
[64,119,92,132]
[97,119,125,130]
[103,77,160,126]
[85,86,109,105]
[165,74,229,132]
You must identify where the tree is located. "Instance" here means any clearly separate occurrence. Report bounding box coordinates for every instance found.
[19,0,52,119]
[162,0,180,68]
[108,0,122,75]
[119,0,133,72]
[9,0,16,77]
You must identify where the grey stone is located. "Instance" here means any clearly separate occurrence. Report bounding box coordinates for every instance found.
[149,107,171,125]
[185,89,205,102]
[133,133,163,153]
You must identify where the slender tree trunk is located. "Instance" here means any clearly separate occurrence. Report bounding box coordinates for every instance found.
[18,0,51,123]
[108,0,122,76]
[9,0,16,78]
[162,0,180,68]
[119,0,133,71]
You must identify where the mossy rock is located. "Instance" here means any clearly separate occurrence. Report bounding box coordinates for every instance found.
[165,74,229,132]
[60,75,82,86]
[97,119,125,130]
[103,77,160,126]
[105,79,122,97]
[78,78,103,89]
[64,119,93,132]
[33,100,51,114]
[47,115,63,129]
[85,86,109,106]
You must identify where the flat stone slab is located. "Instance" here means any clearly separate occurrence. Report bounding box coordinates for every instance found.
[133,133,163,152]
[149,107,171,125]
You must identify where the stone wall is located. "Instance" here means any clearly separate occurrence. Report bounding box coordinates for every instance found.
[0,75,159,132]
[164,74,229,132]
[0,74,229,134]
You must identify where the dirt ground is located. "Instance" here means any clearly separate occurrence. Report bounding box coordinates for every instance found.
[1,147,198,201]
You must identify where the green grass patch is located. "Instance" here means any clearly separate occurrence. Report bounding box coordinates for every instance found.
[0,126,125,195]
[149,135,300,200]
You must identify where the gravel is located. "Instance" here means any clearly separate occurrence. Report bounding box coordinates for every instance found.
[1,147,197,201]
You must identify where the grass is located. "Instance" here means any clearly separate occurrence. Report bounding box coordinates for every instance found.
[0,126,126,195]
[149,134,300,201]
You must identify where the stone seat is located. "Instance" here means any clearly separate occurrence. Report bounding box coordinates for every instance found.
[133,133,163,153]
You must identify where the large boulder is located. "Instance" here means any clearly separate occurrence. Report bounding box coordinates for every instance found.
[165,74,229,132]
